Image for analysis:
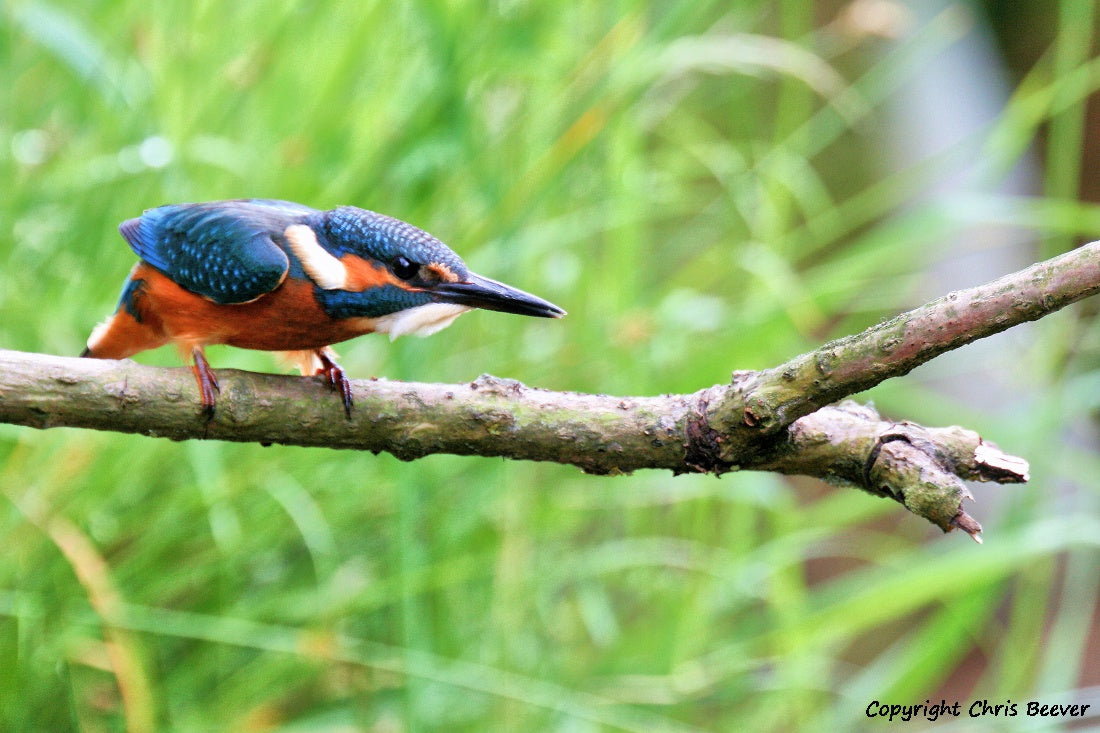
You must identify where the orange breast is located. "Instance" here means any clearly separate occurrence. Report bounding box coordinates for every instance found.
[134,264,375,350]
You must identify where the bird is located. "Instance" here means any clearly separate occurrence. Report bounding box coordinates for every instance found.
[82,199,565,418]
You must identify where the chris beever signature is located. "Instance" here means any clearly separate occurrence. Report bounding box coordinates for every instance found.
[866,699,1091,722]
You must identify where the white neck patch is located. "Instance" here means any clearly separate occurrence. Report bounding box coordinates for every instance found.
[284,224,348,290]
[371,303,471,340]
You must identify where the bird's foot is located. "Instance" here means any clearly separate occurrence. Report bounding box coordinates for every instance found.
[317,349,353,419]
[190,348,221,421]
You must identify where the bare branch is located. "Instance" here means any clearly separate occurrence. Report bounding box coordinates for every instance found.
[0,351,1026,540]
[2,240,1095,538]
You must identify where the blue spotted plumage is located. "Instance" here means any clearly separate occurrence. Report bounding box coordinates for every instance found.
[86,199,565,418]
[119,200,313,304]
[322,206,467,278]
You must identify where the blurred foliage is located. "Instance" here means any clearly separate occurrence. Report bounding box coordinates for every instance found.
[2,1,1100,731]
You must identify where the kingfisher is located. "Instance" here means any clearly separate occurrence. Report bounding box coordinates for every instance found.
[82,199,565,417]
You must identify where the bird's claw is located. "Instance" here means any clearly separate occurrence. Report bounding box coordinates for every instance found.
[191,348,221,422]
[317,350,354,419]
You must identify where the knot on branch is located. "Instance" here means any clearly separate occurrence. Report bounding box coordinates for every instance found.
[469,373,527,396]
[681,395,736,476]
[861,422,983,541]
[861,425,944,494]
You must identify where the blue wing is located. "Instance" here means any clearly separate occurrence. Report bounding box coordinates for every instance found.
[119,200,317,304]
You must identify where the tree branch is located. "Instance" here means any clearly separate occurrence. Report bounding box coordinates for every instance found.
[700,240,1100,451]
[4,241,1097,539]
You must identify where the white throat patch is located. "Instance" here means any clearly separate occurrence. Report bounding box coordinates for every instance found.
[372,303,471,340]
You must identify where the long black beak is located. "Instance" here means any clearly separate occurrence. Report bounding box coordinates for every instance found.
[431,273,566,318]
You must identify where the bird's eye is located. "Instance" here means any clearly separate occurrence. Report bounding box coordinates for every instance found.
[392,256,419,280]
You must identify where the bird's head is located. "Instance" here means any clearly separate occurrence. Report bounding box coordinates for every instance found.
[286,206,565,338]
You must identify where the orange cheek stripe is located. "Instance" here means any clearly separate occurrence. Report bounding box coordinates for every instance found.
[425,263,461,282]
[340,255,406,291]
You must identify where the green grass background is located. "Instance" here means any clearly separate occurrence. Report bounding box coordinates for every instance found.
[3,1,1100,731]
